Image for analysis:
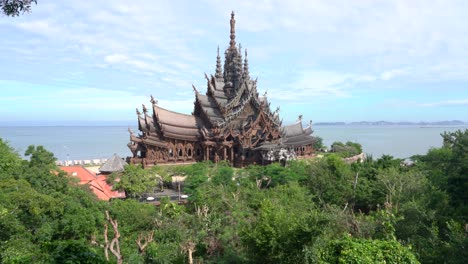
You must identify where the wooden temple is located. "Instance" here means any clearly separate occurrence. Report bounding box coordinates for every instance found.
[127,12,316,167]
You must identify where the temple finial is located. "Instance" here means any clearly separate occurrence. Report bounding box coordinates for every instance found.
[136,108,141,115]
[142,104,148,113]
[243,49,250,80]
[229,11,236,49]
[150,95,156,105]
[192,84,199,94]
[215,46,223,80]
[297,114,303,122]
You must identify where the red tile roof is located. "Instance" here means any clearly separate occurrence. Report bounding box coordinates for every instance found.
[60,166,126,201]
[89,175,126,200]
[60,166,96,183]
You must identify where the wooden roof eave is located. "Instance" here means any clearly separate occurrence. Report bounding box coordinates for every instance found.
[153,104,202,129]
[130,134,143,143]
[162,132,200,142]
[283,136,316,146]
[142,138,167,148]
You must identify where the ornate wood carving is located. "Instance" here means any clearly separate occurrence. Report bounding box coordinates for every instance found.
[128,13,315,167]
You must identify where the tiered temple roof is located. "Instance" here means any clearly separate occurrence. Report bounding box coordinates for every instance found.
[281,120,316,146]
[128,12,316,167]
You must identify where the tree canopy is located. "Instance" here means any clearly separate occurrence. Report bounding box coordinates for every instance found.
[0,0,36,16]
[1,130,467,263]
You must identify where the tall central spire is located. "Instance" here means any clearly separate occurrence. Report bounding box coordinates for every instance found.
[229,11,236,49]
[215,46,223,80]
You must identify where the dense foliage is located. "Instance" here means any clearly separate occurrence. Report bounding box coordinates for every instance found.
[331,141,363,157]
[0,130,467,263]
[0,0,36,16]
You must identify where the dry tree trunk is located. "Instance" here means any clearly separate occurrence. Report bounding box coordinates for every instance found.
[90,222,110,261]
[136,231,155,254]
[256,178,262,189]
[195,204,209,218]
[181,241,196,264]
[104,223,109,261]
[105,210,123,264]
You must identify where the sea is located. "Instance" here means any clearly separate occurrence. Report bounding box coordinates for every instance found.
[0,125,466,162]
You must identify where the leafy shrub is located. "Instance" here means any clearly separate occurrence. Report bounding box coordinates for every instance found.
[312,236,419,264]
[331,141,362,158]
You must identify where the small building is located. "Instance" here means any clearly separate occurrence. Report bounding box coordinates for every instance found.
[99,153,127,174]
[60,166,126,201]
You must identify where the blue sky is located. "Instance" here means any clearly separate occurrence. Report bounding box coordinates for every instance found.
[1,0,467,125]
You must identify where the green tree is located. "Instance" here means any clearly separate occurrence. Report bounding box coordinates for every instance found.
[415,147,452,189]
[211,163,234,187]
[1,0,36,16]
[376,167,427,211]
[312,236,419,264]
[441,129,468,218]
[109,164,161,197]
[313,136,324,150]
[305,155,354,206]
[0,141,106,263]
[331,141,362,157]
[0,139,21,179]
[241,183,326,263]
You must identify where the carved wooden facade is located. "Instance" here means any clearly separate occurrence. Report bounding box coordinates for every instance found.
[128,12,316,167]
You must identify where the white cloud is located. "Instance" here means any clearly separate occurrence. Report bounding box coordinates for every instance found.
[158,99,195,114]
[380,68,409,81]
[103,53,178,76]
[16,20,62,37]
[268,70,376,101]
[104,54,128,64]
[2,0,468,123]
[419,99,468,107]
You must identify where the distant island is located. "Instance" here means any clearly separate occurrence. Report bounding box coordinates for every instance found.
[315,120,466,126]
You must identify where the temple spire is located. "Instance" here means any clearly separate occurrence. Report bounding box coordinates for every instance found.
[236,43,243,81]
[229,11,236,49]
[297,114,303,122]
[192,84,199,94]
[150,95,157,105]
[215,46,223,80]
[243,49,250,80]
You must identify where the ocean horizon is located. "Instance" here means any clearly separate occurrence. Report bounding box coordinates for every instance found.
[1,124,466,162]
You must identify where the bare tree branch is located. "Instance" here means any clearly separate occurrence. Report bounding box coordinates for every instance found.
[136,231,155,254]
[105,210,123,264]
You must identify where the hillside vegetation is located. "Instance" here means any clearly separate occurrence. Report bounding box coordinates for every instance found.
[0,130,467,263]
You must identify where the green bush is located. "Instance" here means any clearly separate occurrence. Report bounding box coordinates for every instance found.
[331,141,362,158]
[313,236,420,264]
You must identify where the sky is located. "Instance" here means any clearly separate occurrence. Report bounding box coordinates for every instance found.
[1,0,467,125]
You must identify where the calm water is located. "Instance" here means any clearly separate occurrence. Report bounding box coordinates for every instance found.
[0,125,466,161]
[0,126,137,161]
[314,125,466,158]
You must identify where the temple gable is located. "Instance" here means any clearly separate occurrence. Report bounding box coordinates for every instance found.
[128,12,315,167]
